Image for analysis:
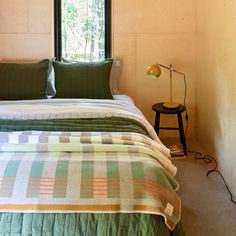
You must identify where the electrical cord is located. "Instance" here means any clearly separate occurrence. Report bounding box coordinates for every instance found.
[182,75,236,204]
[187,149,236,204]
[183,74,187,108]
[184,114,236,204]
[183,74,189,137]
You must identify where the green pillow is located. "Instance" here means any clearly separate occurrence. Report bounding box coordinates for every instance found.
[53,59,113,99]
[0,59,49,100]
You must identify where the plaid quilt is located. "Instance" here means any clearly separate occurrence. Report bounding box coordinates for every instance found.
[0,131,179,230]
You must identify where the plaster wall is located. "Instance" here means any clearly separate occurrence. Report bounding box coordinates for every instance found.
[196,0,236,197]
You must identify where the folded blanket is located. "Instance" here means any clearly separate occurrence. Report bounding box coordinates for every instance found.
[0,99,170,156]
[0,131,179,230]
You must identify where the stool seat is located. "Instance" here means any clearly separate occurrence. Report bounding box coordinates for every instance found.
[152,102,187,156]
[152,103,186,114]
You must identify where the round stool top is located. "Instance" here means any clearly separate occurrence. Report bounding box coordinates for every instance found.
[152,103,186,114]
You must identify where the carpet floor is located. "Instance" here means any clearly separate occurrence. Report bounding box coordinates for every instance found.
[166,138,236,236]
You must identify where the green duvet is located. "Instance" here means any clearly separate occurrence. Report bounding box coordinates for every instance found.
[0,213,184,236]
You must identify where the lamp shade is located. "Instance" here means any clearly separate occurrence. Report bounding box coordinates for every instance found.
[146,64,161,79]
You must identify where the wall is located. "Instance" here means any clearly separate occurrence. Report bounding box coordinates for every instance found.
[0,0,53,60]
[0,0,196,137]
[112,0,197,137]
[196,0,236,197]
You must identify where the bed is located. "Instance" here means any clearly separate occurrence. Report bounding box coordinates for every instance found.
[0,59,185,235]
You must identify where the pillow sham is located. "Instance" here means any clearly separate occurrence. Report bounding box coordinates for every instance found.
[0,59,49,100]
[61,58,121,95]
[0,58,56,97]
[53,59,113,99]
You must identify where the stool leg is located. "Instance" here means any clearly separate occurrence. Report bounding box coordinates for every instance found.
[177,113,187,156]
[154,113,160,135]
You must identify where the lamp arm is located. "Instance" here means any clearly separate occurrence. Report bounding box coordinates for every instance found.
[157,63,186,77]
[157,63,171,70]
[156,63,187,107]
[173,69,186,77]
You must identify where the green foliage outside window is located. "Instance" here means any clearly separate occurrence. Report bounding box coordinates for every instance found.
[62,0,105,61]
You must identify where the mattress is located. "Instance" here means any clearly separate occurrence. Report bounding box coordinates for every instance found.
[0,96,185,236]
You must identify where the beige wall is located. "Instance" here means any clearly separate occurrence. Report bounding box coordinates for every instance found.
[0,0,53,60]
[113,0,197,137]
[196,0,236,197]
[0,0,196,137]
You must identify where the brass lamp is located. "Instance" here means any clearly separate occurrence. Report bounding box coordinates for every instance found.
[146,63,186,109]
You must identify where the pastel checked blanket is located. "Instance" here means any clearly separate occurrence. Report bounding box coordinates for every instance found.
[0,131,180,230]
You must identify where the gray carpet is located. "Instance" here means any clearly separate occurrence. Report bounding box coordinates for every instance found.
[168,139,236,236]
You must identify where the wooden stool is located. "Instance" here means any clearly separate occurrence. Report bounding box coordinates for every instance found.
[152,102,187,156]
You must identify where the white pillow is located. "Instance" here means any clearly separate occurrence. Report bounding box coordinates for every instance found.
[47,69,56,97]
[109,59,121,95]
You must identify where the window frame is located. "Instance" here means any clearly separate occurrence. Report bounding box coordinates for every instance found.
[54,0,112,61]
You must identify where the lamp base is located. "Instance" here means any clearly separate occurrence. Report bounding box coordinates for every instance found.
[163,102,180,109]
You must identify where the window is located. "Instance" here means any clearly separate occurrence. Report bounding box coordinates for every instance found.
[55,0,111,61]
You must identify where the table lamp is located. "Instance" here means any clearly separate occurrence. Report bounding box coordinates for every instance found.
[146,63,186,109]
